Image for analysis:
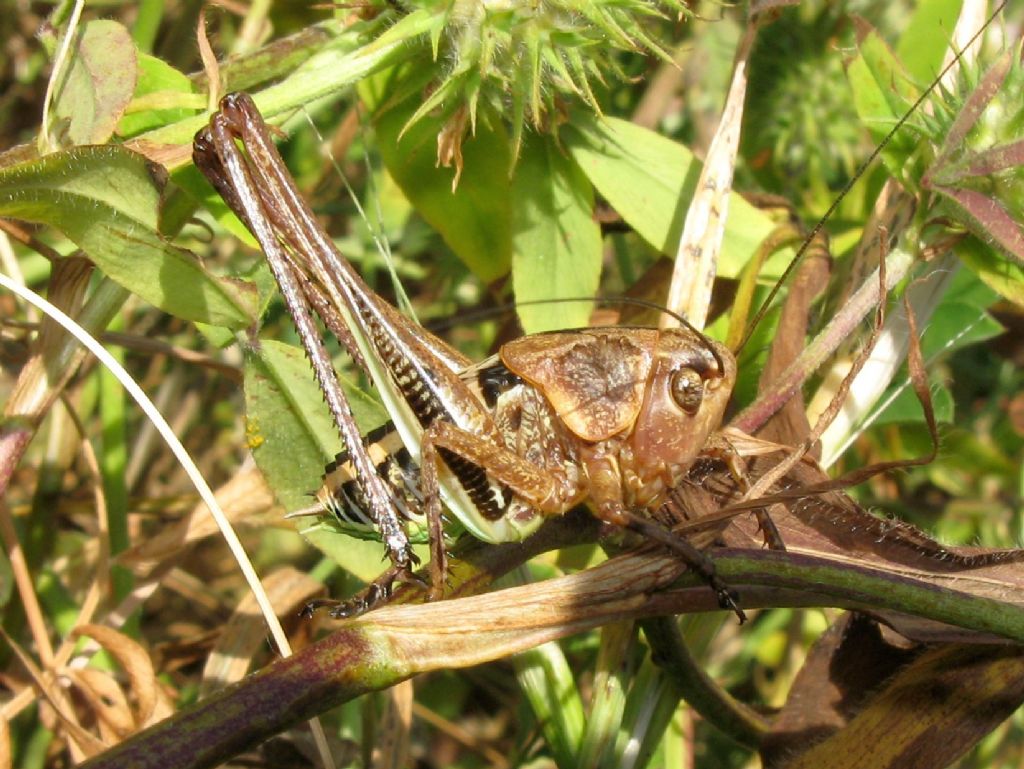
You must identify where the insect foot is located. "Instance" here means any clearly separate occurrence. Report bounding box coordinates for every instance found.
[712,583,745,625]
[299,565,411,620]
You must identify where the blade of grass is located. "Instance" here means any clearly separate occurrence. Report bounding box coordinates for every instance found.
[0,273,294,664]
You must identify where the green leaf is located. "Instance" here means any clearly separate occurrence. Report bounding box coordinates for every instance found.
[244,340,340,513]
[611,660,680,769]
[514,641,586,768]
[175,164,260,250]
[847,27,919,174]
[940,260,1002,315]
[896,0,962,84]
[0,146,257,328]
[306,520,422,583]
[117,53,197,137]
[958,236,1024,306]
[871,375,954,427]
[563,115,780,280]
[578,623,632,768]
[511,134,602,333]
[244,340,413,581]
[244,340,389,511]
[924,300,1004,357]
[52,20,138,145]
[371,92,513,283]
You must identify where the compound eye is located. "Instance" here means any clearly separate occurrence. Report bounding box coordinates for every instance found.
[670,367,704,415]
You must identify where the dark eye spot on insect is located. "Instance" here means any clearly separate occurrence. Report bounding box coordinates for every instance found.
[670,367,704,414]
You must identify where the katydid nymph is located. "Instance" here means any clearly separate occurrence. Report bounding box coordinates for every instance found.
[193,93,747,620]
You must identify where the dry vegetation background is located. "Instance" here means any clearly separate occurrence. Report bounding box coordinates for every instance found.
[0,1,1023,768]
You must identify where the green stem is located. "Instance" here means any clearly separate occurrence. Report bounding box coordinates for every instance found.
[131,0,163,53]
[640,616,768,748]
[80,546,1024,769]
[191,21,340,94]
[710,550,1024,642]
[138,11,434,155]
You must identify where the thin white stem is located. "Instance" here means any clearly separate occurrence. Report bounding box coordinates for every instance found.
[0,271,295,661]
[39,0,86,153]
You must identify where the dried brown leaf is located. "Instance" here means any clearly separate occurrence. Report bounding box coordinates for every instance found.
[773,642,1024,769]
[121,139,192,168]
[119,463,281,566]
[762,613,919,765]
[0,628,107,757]
[63,668,134,738]
[71,624,158,727]
[3,257,93,423]
[755,246,830,449]
[664,15,756,328]
[197,8,221,111]
[370,680,414,769]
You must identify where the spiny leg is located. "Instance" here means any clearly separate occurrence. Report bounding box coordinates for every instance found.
[195,101,418,602]
[419,436,450,601]
[587,453,745,622]
[597,502,745,623]
[704,436,785,551]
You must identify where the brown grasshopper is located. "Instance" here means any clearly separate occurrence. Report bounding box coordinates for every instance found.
[193,93,746,619]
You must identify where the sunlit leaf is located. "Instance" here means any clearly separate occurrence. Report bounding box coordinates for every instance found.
[370,86,513,283]
[52,20,138,145]
[512,134,602,333]
[564,115,781,280]
[847,26,919,175]
[118,54,198,137]
[243,339,387,510]
[0,146,257,328]
[896,0,962,84]
[957,236,1024,307]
